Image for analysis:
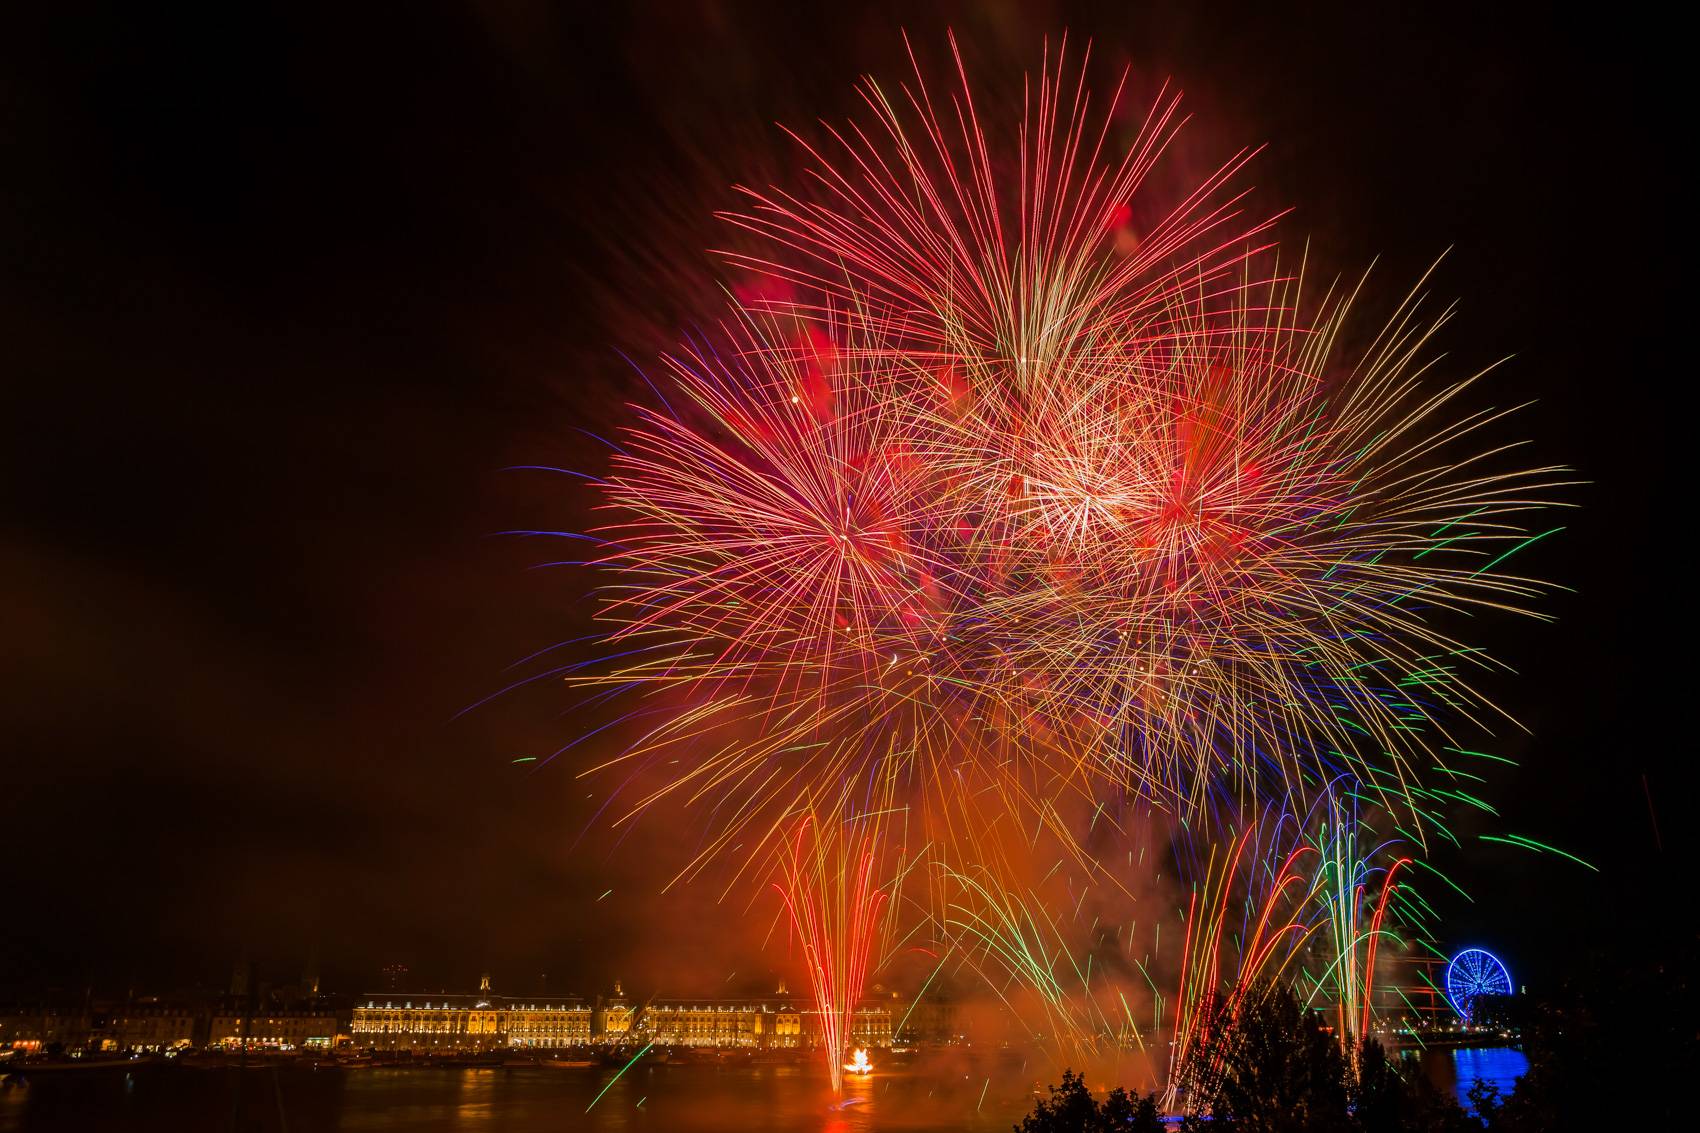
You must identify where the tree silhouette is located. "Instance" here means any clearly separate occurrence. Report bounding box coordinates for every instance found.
[1014,1068,1164,1133]
[1178,983,1472,1133]
[1356,1036,1476,1133]
[1184,983,1351,1132]
[1017,950,1697,1133]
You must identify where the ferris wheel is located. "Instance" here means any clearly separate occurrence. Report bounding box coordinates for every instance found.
[1445,948,1512,1023]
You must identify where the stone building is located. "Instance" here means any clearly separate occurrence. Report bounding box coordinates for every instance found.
[349,977,896,1053]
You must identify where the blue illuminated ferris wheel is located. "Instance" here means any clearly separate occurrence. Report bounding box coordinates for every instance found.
[1445,948,1512,1023]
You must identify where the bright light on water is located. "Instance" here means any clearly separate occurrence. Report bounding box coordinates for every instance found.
[1451,1046,1529,1114]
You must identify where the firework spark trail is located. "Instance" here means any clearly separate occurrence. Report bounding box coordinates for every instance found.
[1158,783,1450,1107]
[937,861,1117,1068]
[1161,801,1325,1108]
[1300,790,1421,1067]
[720,35,1275,391]
[774,812,890,1093]
[916,786,1455,1104]
[585,1042,654,1114]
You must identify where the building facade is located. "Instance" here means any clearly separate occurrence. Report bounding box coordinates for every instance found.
[91,1004,199,1051]
[350,982,896,1053]
[3,999,341,1054]
[349,993,524,1052]
[0,1005,92,1053]
[206,1011,339,1051]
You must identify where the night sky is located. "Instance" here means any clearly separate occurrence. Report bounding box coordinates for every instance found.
[2,2,1684,1000]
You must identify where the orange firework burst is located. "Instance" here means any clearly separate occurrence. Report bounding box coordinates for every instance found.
[535,37,1568,1095]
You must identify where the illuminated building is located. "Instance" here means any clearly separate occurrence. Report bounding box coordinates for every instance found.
[206,1010,339,1051]
[349,977,897,1053]
[505,1000,594,1047]
[3,992,344,1055]
[349,992,522,1052]
[0,1003,91,1053]
[590,979,632,1040]
[92,1004,199,1051]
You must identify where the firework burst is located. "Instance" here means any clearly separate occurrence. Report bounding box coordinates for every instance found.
[532,36,1568,1095]
[586,252,1564,860]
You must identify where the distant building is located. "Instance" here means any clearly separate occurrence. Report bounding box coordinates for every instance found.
[506,999,594,1047]
[91,1003,199,1051]
[352,992,576,1052]
[0,1002,92,1053]
[895,989,957,1045]
[349,977,897,1053]
[206,1009,339,1051]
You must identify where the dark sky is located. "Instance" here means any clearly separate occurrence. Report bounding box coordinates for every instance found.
[2,2,1685,1000]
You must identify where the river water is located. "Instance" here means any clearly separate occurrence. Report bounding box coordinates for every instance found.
[1418,1046,1531,1114]
[0,1047,1528,1131]
[2,1060,1026,1133]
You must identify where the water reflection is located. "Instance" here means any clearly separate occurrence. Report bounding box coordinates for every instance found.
[0,1048,1534,1131]
[1,1060,1034,1132]
[1415,1045,1529,1114]
[1451,1047,1529,1112]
